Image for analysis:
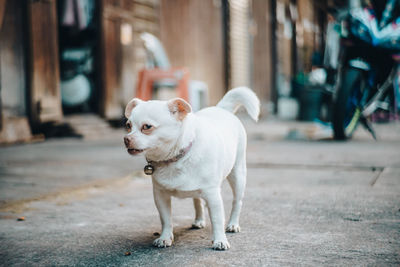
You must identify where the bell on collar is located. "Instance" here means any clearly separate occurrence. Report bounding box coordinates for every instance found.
[144,164,155,175]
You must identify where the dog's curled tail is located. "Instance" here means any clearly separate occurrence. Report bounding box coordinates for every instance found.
[217,87,260,121]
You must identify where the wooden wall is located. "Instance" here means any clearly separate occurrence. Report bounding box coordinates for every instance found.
[27,0,62,125]
[250,0,274,103]
[0,0,32,143]
[0,0,26,117]
[160,0,225,105]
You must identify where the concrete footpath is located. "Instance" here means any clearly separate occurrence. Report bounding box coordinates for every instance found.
[0,119,399,266]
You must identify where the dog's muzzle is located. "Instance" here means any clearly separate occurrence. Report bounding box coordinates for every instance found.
[124,136,144,155]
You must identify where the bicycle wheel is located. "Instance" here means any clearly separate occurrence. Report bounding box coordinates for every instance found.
[332,67,366,140]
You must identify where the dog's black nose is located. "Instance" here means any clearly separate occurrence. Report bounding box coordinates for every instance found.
[124,136,130,147]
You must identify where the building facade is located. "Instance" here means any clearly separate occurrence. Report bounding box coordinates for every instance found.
[0,0,343,144]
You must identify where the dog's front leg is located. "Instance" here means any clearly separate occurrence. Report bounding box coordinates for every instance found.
[203,189,230,250]
[153,186,173,248]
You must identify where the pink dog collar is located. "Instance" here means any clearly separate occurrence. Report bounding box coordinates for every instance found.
[144,141,193,175]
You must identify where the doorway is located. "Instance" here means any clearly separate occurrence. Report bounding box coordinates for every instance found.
[56,0,100,115]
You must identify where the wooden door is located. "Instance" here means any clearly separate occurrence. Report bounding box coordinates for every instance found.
[99,0,160,119]
[26,0,62,127]
[251,0,275,103]
[99,0,134,119]
[160,0,225,105]
[99,0,122,119]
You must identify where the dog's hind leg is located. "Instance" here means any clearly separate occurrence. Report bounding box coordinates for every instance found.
[191,198,206,229]
[226,153,246,233]
[203,188,230,250]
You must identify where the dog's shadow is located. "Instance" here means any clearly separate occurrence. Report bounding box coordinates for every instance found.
[119,225,211,252]
[77,224,231,266]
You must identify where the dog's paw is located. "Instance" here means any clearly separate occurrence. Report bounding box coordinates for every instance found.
[226,224,241,233]
[191,219,206,229]
[212,239,230,250]
[153,237,173,248]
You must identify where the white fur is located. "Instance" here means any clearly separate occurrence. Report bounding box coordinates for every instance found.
[124,87,260,250]
[217,86,260,122]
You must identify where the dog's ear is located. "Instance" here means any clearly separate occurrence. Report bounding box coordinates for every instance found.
[167,98,192,120]
[125,98,143,118]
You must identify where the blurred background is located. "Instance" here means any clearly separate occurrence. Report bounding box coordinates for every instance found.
[0,0,374,143]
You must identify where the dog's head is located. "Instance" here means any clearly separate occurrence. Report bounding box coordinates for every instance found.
[123,98,192,157]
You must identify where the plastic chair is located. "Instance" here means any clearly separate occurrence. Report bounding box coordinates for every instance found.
[135,67,190,101]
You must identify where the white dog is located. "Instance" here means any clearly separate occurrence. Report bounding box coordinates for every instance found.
[124,87,260,250]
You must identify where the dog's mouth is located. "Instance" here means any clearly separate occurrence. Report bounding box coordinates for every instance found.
[127,148,144,155]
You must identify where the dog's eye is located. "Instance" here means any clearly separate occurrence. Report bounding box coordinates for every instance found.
[142,124,152,130]
[125,122,132,132]
[141,124,153,133]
